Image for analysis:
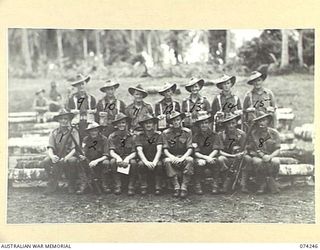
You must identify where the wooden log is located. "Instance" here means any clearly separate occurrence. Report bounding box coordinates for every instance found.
[9,112,37,117]
[8,168,47,180]
[9,155,46,169]
[280,143,297,150]
[9,136,48,148]
[279,157,299,164]
[279,132,295,143]
[277,108,293,114]
[279,164,314,176]
[9,146,47,155]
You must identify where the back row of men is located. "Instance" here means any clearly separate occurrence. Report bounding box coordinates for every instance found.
[41,71,281,198]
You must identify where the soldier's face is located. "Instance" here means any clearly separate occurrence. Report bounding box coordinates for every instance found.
[58,117,70,127]
[226,119,237,130]
[116,120,127,131]
[191,83,200,94]
[258,117,269,128]
[76,82,85,93]
[163,89,173,99]
[172,116,182,128]
[143,121,155,131]
[200,120,210,132]
[222,80,232,92]
[89,129,99,138]
[253,77,263,89]
[133,91,143,102]
[105,87,115,97]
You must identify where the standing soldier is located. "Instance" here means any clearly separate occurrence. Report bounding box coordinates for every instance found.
[33,89,49,123]
[211,74,242,132]
[217,113,251,193]
[182,78,211,132]
[135,114,163,195]
[193,112,223,194]
[247,111,281,194]
[67,74,97,141]
[108,113,138,196]
[155,82,181,131]
[162,111,194,198]
[125,84,153,133]
[96,80,126,137]
[76,122,110,195]
[40,109,81,194]
[243,71,277,128]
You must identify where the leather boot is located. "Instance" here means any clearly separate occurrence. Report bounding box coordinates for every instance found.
[266,176,280,194]
[140,173,148,195]
[256,175,267,194]
[155,175,162,195]
[101,174,112,194]
[113,173,122,195]
[211,178,219,194]
[76,182,87,195]
[194,175,203,195]
[128,174,136,196]
[171,176,180,197]
[220,177,232,194]
[180,174,191,198]
[240,171,249,193]
[44,179,58,194]
[92,179,102,195]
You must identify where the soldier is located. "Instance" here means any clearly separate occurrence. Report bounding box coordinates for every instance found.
[211,74,242,132]
[193,112,223,194]
[108,113,138,196]
[162,111,194,198]
[33,89,49,123]
[76,122,109,195]
[243,71,277,128]
[247,111,281,194]
[67,74,97,141]
[96,80,126,137]
[135,114,163,195]
[217,113,251,193]
[40,109,81,194]
[125,84,153,133]
[48,81,63,112]
[181,78,211,132]
[155,82,181,131]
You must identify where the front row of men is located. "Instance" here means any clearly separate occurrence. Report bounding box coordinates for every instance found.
[41,108,281,198]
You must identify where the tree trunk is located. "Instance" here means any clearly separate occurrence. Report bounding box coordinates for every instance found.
[297,29,304,67]
[130,30,137,54]
[280,29,289,69]
[56,30,64,68]
[147,31,153,57]
[225,30,231,64]
[82,31,88,58]
[21,29,32,74]
[95,30,101,57]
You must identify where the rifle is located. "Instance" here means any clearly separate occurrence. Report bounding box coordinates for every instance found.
[231,123,254,191]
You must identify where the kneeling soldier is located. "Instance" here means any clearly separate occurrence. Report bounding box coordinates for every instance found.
[217,113,251,193]
[135,114,164,195]
[247,111,281,194]
[40,109,81,194]
[193,112,223,194]
[108,113,138,196]
[162,111,194,198]
[77,122,109,195]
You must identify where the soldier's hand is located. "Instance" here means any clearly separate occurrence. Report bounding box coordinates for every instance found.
[235,152,244,160]
[116,157,123,164]
[51,155,60,164]
[89,160,98,168]
[207,157,216,165]
[71,109,80,114]
[79,155,86,161]
[262,154,271,162]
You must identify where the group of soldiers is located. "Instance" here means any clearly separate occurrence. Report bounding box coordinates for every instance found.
[40,70,281,198]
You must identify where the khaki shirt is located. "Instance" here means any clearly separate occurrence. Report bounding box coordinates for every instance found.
[125,101,153,130]
[193,129,223,155]
[108,130,135,157]
[83,134,108,160]
[96,97,126,126]
[135,131,163,161]
[248,127,281,155]
[163,127,193,155]
[243,87,276,113]
[211,92,241,118]
[219,128,246,154]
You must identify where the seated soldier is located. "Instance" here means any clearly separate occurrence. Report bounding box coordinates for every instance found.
[182,78,211,133]
[247,111,281,194]
[217,113,251,193]
[155,82,181,131]
[135,114,163,195]
[162,111,194,198]
[125,84,153,133]
[193,112,223,195]
[33,89,49,123]
[108,113,138,196]
[77,122,109,195]
[40,109,81,194]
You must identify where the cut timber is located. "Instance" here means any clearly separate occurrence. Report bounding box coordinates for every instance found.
[9,136,48,148]
[279,157,299,164]
[279,132,295,143]
[9,112,59,123]
[279,164,314,176]
[8,168,46,180]
[280,143,296,150]
[9,154,46,169]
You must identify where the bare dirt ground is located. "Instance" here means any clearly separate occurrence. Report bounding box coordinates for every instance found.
[7,186,314,224]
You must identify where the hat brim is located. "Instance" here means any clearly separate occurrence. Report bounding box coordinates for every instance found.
[100,83,120,92]
[85,125,101,131]
[71,75,91,87]
[128,87,148,98]
[158,83,177,95]
[216,76,236,89]
[168,113,186,123]
[111,117,130,126]
[138,117,158,127]
[252,113,272,123]
[247,73,267,85]
[185,79,205,92]
[220,114,241,124]
[195,116,214,124]
[53,113,74,122]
